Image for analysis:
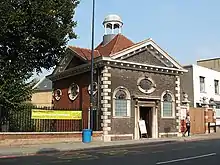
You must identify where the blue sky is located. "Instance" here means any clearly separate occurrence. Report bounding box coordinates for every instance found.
[35,0,220,79]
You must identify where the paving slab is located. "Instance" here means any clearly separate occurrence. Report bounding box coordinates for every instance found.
[0,133,219,158]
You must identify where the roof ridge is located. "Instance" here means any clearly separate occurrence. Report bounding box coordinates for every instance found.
[79,48,89,60]
[110,38,152,57]
[69,45,100,53]
[121,34,135,44]
[110,34,120,54]
[99,34,118,49]
[32,77,46,89]
[68,46,87,60]
[68,45,101,61]
[69,46,91,51]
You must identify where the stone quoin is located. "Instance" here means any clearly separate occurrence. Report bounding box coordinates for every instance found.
[47,14,187,142]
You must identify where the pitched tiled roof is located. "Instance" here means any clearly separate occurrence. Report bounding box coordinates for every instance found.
[33,77,52,91]
[68,46,101,60]
[95,34,134,56]
[68,34,134,61]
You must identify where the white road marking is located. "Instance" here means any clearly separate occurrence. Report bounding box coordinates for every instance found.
[156,153,216,164]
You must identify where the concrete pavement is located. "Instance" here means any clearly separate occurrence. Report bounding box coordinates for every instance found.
[0,132,220,158]
[0,137,220,165]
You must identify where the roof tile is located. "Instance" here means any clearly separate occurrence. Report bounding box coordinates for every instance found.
[68,46,101,60]
[68,34,134,60]
[95,34,134,56]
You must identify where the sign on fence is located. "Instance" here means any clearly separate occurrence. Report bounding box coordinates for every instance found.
[31,109,82,120]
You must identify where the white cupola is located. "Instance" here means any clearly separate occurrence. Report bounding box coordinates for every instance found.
[102,14,123,45]
[103,14,123,34]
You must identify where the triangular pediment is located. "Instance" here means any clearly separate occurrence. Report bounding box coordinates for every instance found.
[110,39,184,70]
[122,49,168,67]
[52,47,87,75]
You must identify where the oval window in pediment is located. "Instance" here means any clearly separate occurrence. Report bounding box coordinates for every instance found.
[137,76,156,94]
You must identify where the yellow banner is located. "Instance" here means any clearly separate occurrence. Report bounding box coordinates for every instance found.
[31,109,82,120]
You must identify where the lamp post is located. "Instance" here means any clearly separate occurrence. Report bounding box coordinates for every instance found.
[90,0,95,132]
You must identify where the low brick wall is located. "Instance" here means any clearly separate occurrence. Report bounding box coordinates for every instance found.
[0,131,103,140]
[0,131,103,146]
[111,136,132,141]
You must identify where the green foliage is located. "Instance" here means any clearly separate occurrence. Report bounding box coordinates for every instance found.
[0,75,33,113]
[0,0,79,122]
[0,0,79,74]
[8,103,35,132]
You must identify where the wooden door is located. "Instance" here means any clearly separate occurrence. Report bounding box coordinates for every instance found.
[190,108,205,134]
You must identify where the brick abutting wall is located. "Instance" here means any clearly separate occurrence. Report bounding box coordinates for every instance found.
[31,91,53,107]
[100,66,112,142]
[175,76,181,135]
[0,132,103,140]
[53,72,98,129]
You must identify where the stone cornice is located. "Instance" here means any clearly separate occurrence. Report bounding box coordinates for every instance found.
[48,56,186,81]
[47,56,104,81]
[132,95,161,100]
[101,57,186,75]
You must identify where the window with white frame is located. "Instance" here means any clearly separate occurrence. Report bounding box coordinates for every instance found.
[216,109,220,118]
[161,91,175,118]
[113,86,131,117]
[216,104,220,118]
[214,80,219,94]
[199,76,205,93]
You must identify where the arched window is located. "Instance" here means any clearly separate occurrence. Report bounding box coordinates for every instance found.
[113,86,131,117]
[161,91,175,118]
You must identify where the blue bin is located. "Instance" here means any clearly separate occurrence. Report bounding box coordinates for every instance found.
[82,129,92,143]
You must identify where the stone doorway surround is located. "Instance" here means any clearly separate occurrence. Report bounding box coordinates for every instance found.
[133,96,160,140]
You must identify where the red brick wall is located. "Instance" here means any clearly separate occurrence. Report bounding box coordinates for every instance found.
[53,72,90,129]
[0,132,103,140]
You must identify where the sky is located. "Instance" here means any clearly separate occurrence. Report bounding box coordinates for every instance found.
[34,0,220,79]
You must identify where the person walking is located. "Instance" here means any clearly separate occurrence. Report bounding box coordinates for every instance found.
[183,113,191,137]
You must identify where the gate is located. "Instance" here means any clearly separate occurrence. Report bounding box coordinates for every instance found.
[189,108,205,134]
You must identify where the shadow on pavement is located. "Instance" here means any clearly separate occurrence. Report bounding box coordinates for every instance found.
[75,140,177,152]
[36,148,60,154]
[0,138,220,165]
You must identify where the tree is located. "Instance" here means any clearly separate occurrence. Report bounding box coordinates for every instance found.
[0,0,79,75]
[0,0,79,126]
[0,74,33,131]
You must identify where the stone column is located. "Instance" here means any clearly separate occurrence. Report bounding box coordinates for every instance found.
[155,100,159,138]
[175,76,181,136]
[134,99,139,140]
[182,93,190,112]
[209,98,217,133]
[213,105,217,123]
[101,66,112,142]
[181,93,190,136]
[202,97,209,134]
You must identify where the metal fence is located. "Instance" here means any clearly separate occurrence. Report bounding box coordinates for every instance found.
[0,106,83,132]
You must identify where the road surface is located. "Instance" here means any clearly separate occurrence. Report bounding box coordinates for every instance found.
[0,138,220,165]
